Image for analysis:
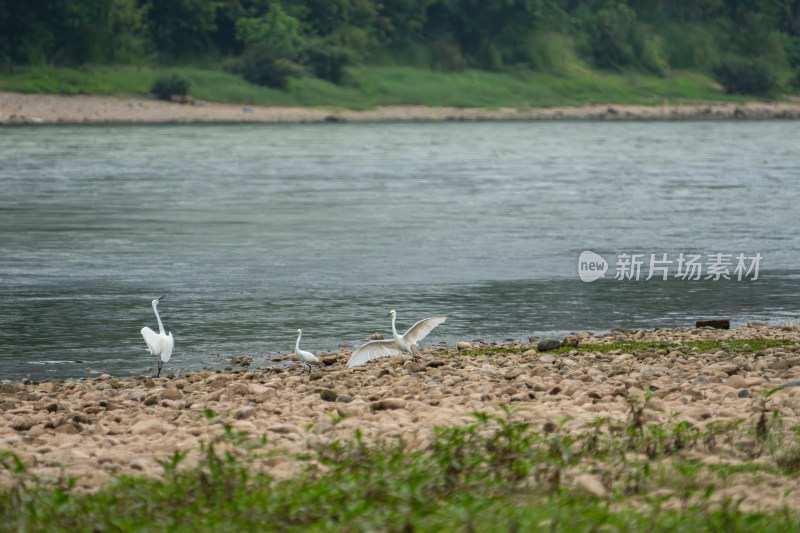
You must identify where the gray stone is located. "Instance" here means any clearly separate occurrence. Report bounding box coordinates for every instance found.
[336,394,353,403]
[694,376,711,384]
[561,336,579,348]
[780,380,800,389]
[538,354,556,364]
[747,320,769,328]
[737,389,750,398]
[537,338,561,351]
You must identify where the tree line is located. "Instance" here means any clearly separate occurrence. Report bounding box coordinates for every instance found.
[2,0,799,90]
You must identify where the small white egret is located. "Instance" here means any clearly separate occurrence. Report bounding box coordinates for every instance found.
[295,328,320,374]
[140,295,174,377]
[346,310,446,368]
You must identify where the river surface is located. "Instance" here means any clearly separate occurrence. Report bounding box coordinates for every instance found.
[1,121,799,381]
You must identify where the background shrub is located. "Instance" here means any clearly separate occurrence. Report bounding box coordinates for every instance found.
[238,45,303,89]
[150,73,190,100]
[712,56,777,94]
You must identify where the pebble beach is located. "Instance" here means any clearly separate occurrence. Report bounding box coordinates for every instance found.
[2,324,800,513]
[3,91,800,124]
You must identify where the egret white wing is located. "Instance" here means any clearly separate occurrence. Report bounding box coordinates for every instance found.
[297,349,319,364]
[141,326,160,355]
[403,316,446,345]
[347,340,402,367]
[160,332,174,363]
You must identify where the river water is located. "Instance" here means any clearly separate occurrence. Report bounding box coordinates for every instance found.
[1,120,798,381]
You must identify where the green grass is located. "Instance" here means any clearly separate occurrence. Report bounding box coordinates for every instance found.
[455,338,799,358]
[2,406,799,531]
[0,63,759,109]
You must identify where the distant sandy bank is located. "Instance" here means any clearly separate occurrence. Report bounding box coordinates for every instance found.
[2,91,800,125]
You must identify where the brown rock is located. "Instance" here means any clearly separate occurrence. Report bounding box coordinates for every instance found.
[160,388,183,401]
[269,423,300,434]
[319,389,338,402]
[372,398,407,411]
[575,473,607,498]
[403,361,426,373]
[129,419,163,435]
[233,406,256,420]
[10,416,35,431]
[129,458,150,471]
[54,423,81,434]
[504,369,524,380]
[143,395,159,406]
[457,342,473,351]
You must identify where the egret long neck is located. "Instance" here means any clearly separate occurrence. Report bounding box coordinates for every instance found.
[391,314,400,341]
[153,302,165,334]
[296,331,302,351]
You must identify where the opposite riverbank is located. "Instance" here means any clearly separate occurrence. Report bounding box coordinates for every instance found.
[3,91,800,124]
[2,324,800,518]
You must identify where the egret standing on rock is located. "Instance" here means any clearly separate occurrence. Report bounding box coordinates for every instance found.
[141,295,174,377]
[295,329,320,374]
[347,310,446,368]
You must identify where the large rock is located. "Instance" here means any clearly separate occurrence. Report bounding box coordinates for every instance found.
[319,389,338,402]
[403,361,426,373]
[575,474,607,498]
[372,398,407,411]
[696,319,730,329]
[129,419,163,436]
[537,338,561,351]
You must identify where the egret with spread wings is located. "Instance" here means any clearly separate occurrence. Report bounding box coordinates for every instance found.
[347,310,446,368]
[140,295,174,377]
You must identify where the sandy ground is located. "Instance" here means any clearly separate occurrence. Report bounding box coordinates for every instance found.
[3,91,800,124]
[2,325,800,514]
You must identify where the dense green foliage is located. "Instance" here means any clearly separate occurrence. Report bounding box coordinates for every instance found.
[150,72,191,99]
[1,0,800,95]
[713,55,779,94]
[1,406,799,531]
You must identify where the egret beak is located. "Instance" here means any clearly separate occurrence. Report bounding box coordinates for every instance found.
[386,312,392,316]
[157,295,165,301]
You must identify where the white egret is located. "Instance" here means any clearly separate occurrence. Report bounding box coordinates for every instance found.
[140,295,174,377]
[295,328,320,374]
[346,310,446,368]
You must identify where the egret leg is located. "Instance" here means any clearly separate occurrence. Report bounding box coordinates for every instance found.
[410,345,421,363]
[157,360,163,378]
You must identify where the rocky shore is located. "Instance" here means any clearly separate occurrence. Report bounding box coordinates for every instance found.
[3,91,800,124]
[2,324,800,512]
